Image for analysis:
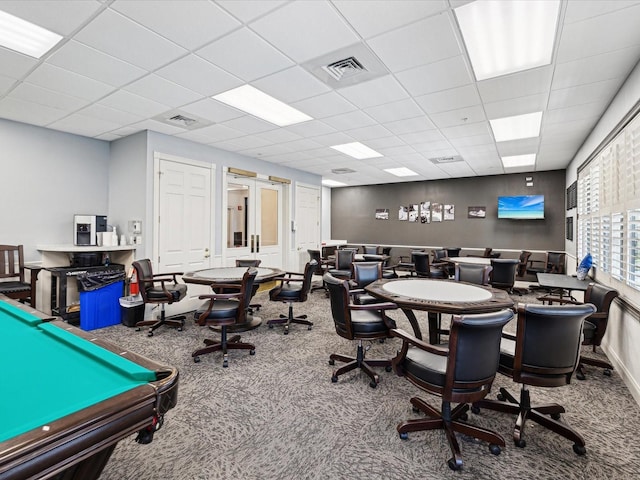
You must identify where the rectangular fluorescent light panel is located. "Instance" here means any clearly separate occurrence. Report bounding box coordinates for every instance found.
[322,179,347,187]
[384,167,418,177]
[330,142,382,160]
[490,112,542,142]
[455,0,560,80]
[502,154,536,168]
[0,10,63,58]
[213,85,312,127]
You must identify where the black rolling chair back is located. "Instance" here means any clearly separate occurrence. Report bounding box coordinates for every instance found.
[307,249,329,292]
[329,249,355,280]
[351,261,383,305]
[235,259,261,267]
[267,261,316,334]
[489,258,519,292]
[362,245,380,255]
[413,252,446,278]
[454,263,492,285]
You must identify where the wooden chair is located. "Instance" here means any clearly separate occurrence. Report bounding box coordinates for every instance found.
[266,261,316,334]
[0,245,41,307]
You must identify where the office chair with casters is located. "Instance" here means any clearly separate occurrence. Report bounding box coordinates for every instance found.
[362,245,381,255]
[192,268,257,367]
[328,249,355,280]
[393,249,425,276]
[307,249,330,293]
[489,258,519,294]
[266,261,316,334]
[526,251,566,276]
[350,261,383,305]
[362,254,397,279]
[133,259,187,337]
[324,273,398,388]
[473,303,597,455]
[445,247,461,258]
[413,251,447,279]
[235,259,261,313]
[0,245,41,307]
[538,283,619,380]
[454,263,492,285]
[391,309,513,471]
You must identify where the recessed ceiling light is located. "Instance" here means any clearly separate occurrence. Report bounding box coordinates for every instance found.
[0,10,63,58]
[384,167,418,177]
[322,179,347,187]
[455,0,560,80]
[330,142,382,160]
[490,112,543,142]
[213,85,312,127]
[502,154,536,168]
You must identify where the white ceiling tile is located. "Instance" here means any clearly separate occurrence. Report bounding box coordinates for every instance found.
[0,0,103,35]
[284,120,337,138]
[366,135,406,149]
[396,55,472,96]
[564,0,640,24]
[245,144,294,157]
[217,0,287,23]
[376,144,416,156]
[257,128,302,144]
[398,129,446,144]
[253,66,331,103]
[98,90,169,117]
[429,105,486,129]
[0,96,68,125]
[78,103,143,125]
[556,4,640,63]
[292,91,357,119]
[47,40,147,86]
[477,66,553,103]
[344,124,393,141]
[322,110,377,131]
[221,115,278,134]
[275,138,324,152]
[548,78,621,110]
[180,98,243,123]
[412,140,455,154]
[448,133,494,148]
[306,132,356,147]
[197,28,294,81]
[333,0,447,38]
[188,123,246,142]
[75,9,187,71]
[0,48,39,80]
[155,55,243,96]
[48,113,122,136]
[544,100,609,125]
[125,119,186,136]
[496,138,541,157]
[414,85,480,114]
[9,82,88,111]
[0,74,16,95]
[367,13,461,72]
[440,121,491,139]
[26,63,114,101]
[112,0,240,50]
[124,74,202,108]
[337,75,408,109]
[250,1,360,63]
[483,93,548,120]
[383,117,436,135]
[364,98,423,123]
[225,134,274,150]
[552,46,640,89]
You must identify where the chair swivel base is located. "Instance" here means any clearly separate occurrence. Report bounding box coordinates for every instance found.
[267,303,312,335]
[474,386,586,455]
[398,397,504,471]
[192,329,255,367]
[329,341,391,388]
[135,313,185,337]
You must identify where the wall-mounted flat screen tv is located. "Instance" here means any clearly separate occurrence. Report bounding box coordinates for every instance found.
[498,195,544,219]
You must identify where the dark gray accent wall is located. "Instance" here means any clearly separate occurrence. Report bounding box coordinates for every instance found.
[331,170,566,251]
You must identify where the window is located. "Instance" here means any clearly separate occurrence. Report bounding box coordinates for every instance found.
[578,112,640,303]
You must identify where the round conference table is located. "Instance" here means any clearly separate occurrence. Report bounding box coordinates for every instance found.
[365,278,514,344]
[443,256,492,265]
[182,266,284,331]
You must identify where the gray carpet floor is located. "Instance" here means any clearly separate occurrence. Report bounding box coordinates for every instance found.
[93,285,640,479]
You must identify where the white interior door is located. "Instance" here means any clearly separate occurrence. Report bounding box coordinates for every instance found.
[156,156,214,314]
[295,184,321,271]
[225,175,283,268]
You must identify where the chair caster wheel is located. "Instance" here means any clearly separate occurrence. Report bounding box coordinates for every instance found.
[331,375,338,383]
[369,380,378,388]
[573,443,586,456]
[489,444,501,455]
[308,325,312,330]
[604,369,612,376]
[222,360,228,368]
[551,413,561,420]
[135,327,141,332]
[412,406,420,413]
[147,331,153,337]
[459,412,468,421]
[471,405,480,414]
[447,458,463,471]
[576,371,586,381]
[399,432,409,440]
[177,327,182,332]
[268,324,274,329]
[497,393,505,401]
[385,365,392,372]
[193,356,200,363]
[284,329,289,335]
[329,359,335,366]
[250,349,255,355]
[515,439,526,448]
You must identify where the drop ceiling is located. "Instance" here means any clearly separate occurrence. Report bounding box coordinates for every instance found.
[1,0,639,187]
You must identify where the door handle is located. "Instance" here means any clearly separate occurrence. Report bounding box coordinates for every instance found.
[256,235,260,253]
[250,235,255,253]
[204,248,210,258]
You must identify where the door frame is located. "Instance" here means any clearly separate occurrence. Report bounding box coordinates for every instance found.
[293,182,322,271]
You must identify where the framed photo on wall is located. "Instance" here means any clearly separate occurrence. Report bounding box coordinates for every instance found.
[420,201,431,223]
[398,205,408,221]
[468,206,486,218]
[375,208,389,220]
[432,203,443,222]
[444,204,455,220]
[408,204,419,222]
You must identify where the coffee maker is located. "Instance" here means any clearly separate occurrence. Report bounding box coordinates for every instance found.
[74,215,107,245]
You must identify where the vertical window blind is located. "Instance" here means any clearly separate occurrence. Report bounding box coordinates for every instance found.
[578,111,640,303]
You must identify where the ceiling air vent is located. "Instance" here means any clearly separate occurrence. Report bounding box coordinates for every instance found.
[430,155,464,165]
[167,114,197,127]
[322,56,366,82]
[153,110,213,130]
[331,168,356,174]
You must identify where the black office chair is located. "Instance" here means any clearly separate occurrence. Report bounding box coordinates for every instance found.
[235,259,261,313]
[266,260,316,334]
[307,249,330,293]
[350,261,383,305]
[489,258,519,294]
[362,245,380,255]
[328,249,355,280]
[391,309,514,470]
[413,251,447,278]
[133,259,187,337]
[192,268,258,367]
[324,272,398,388]
[362,254,397,279]
[454,263,492,285]
[526,251,566,276]
[473,303,597,455]
[393,249,425,276]
[445,247,461,257]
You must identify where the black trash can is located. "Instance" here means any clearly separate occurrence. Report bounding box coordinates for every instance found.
[119,296,145,327]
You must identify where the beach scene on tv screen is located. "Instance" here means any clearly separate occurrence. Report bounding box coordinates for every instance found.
[498,195,544,219]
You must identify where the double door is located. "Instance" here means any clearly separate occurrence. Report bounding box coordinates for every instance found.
[225,175,282,268]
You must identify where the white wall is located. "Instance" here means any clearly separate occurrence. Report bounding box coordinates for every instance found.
[0,119,110,261]
[321,186,332,240]
[565,60,640,405]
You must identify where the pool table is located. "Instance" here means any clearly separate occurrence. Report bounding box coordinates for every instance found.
[0,296,179,480]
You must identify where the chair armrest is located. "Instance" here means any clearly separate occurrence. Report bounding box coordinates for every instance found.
[537,295,580,305]
[390,328,449,356]
[198,291,242,301]
[350,301,397,312]
[501,332,517,341]
[207,282,240,291]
